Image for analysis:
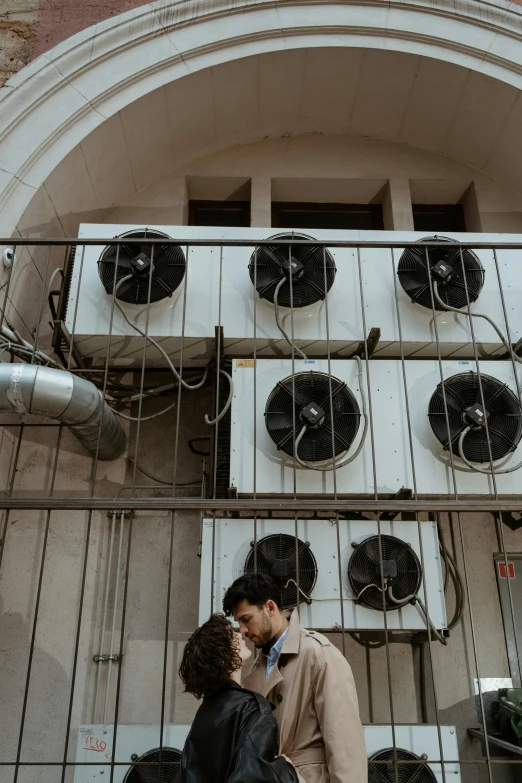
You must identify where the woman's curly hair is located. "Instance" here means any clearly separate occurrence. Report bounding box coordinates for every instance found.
[179,613,242,700]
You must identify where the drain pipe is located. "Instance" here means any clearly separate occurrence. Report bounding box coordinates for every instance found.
[0,363,126,460]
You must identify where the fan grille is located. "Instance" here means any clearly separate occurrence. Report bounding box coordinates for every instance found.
[249,233,336,308]
[368,748,436,783]
[264,371,360,462]
[348,535,422,611]
[397,236,484,311]
[122,747,181,783]
[98,229,186,304]
[428,372,522,463]
[244,534,318,609]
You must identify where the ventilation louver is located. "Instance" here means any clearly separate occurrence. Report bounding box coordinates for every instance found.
[368,748,436,783]
[98,229,186,305]
[244,533,318,609]
[397,236,484,311]
[123,746,181,783]
[248,233,336,309]
[428,372,522,463]
[348,535,422,611]
[264,371,360,462]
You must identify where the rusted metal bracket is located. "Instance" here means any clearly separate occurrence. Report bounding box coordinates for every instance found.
[380,487,414,521]
[354,327,381,359]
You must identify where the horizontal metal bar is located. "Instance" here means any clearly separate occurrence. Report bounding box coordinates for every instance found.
[6,237,522,249]
[0,497,521,511]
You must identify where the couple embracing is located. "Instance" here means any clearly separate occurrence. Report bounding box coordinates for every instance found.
[178,573,367,783]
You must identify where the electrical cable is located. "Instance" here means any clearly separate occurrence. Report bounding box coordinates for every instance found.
[273,277,308,360]
[433,280,522,364]
[386,584,447,646]
[437,521,465,630]
[458,426,522,475]
[419,642,429,723]
[205,369,234,425]
[293,355,368,472]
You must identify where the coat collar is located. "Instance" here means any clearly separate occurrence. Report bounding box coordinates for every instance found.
[245,608,302,698]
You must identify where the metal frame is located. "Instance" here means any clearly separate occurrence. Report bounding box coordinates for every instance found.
[1,234,522,782]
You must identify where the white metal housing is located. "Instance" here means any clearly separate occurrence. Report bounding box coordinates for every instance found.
[73,723,459,783]
[230,358,522,495]
[73,724,190,782]
[67,226,522,361]
[198,518,446,631]
[364,725,460,782]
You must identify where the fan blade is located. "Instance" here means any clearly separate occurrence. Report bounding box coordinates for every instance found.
[276,379,309,411]
[316,379,348,411]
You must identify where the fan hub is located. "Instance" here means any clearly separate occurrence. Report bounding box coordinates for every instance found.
[431,258,453,283]
[300,402,325,428]
[378,559,398,580]
[272,558,292,579]
[283,255,304,279]
[464,403,489,429]
[130,252,154,276]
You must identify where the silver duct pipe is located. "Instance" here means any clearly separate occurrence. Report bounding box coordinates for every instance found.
[0,364,126,461]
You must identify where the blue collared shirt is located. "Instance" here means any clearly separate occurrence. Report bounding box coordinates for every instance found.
[266,627,289,680]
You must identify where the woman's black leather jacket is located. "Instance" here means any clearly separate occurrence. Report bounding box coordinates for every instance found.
[179,680,298,783]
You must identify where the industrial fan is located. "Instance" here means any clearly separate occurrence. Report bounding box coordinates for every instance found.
[348,535,422,611]
[244,533,318,609]
[264,371,360,462]
[428,372,522,463]
[98,229,186,304]
[368,748,436,783]
[397,236,484,311]
[248,233,336,308]
[123,746,181,782]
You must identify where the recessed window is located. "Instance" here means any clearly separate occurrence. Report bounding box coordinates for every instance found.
[189,200,250,227]
[272,202,383,231]
[412,204,466,233]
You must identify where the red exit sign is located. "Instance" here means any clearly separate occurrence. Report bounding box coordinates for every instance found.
[498,562,516,579]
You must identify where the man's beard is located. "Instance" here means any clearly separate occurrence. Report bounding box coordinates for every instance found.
[254,617,277,649]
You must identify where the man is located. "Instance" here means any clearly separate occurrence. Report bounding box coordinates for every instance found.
[223,573,367,783]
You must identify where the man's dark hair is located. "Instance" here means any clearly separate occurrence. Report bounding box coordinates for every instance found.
[178,613,242,700]
[222,573,283,617]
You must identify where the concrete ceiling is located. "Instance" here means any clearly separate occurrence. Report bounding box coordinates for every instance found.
[41,46,522,217]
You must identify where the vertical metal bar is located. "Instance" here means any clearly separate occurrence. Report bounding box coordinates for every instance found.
[172,245,190,497]
[454,511,494,783]
[30,244,52,364]
[129,243,156,496]
[60,509,93,783]
[0,241,16,336]
[66,243,86,370]
[253,244,258,574]
[288,239,298,499]
[109,513,132,783]
[13,426,62,782]
[424,247,460,499]
[102,511,125,725]
[92,511,117,722]
[158,511,175,781]
[357,245,398,780]
[0,422,25,574]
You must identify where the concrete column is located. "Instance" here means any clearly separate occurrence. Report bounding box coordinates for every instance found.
[460,183,483,232]
[382,180,414,231]
[171,176,189,225]
[250,175,272,228]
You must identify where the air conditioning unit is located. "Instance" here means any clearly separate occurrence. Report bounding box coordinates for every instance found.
[65,224,222,361]
[359,230,522,359]
[67,226,522,362]
[198,518,446,632]
[365,725,460,782]
[73,724,190,782]
[230,358,522,495]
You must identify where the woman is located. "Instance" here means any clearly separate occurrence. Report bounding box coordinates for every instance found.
[179,613,299,783]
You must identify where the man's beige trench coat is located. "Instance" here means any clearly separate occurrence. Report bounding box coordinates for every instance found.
[243,609,367,783]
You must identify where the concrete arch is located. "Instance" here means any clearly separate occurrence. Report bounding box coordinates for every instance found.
[2,0,522,234]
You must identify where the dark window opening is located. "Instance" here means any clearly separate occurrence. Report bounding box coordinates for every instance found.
[189,200,250,227]
[412,204,466,233]
[272,202,384,231]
